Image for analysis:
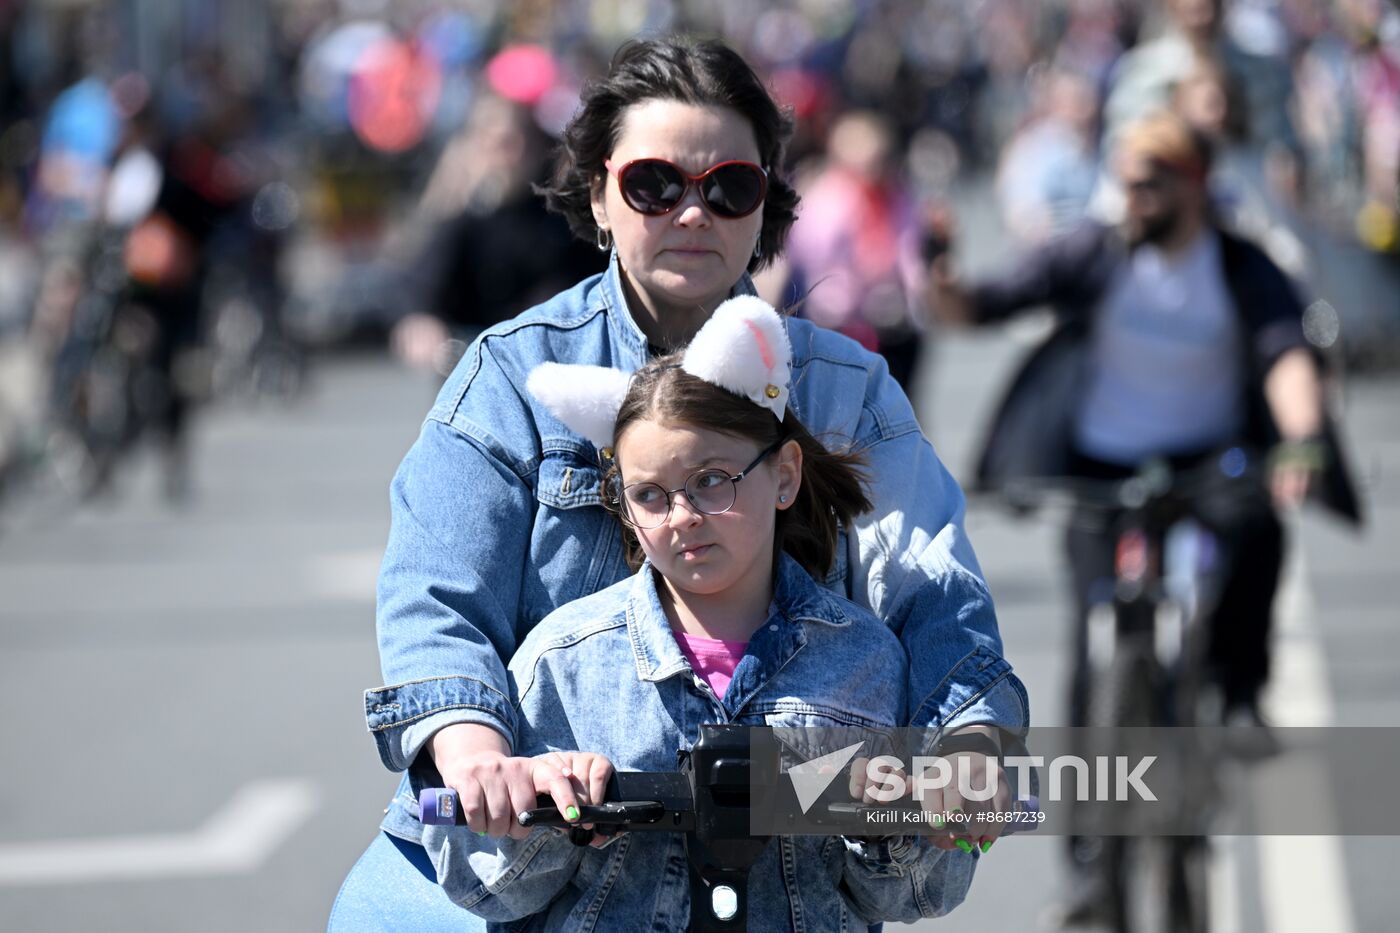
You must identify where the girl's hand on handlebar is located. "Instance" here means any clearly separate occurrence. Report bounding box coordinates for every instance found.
[848,756,907,805]
[533,751,617,848]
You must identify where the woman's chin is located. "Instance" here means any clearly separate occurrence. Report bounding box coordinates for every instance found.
[644,268,734,307]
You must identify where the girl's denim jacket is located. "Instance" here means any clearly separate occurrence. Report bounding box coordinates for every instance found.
[365,253,1029,846]
[422,555,976,930]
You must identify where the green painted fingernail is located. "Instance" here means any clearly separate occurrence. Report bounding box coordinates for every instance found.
[565,805,580,821]
[980,840,993,853]
[476,830,487,836]
[955,839,973,853]
[930,814,944,828]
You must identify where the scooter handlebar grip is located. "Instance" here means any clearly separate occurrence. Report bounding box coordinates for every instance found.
[419,787,466,826]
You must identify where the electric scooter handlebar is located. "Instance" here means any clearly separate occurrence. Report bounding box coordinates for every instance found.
[418,781,1043,838]
[414,725,1039,932]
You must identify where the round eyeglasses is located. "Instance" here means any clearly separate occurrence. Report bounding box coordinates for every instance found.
[609,440,783,529]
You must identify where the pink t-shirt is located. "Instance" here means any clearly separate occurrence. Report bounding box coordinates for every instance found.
[674,632,748,699]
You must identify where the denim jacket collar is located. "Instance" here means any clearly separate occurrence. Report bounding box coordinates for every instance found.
[626,553,853,698]
[598,249,760,372]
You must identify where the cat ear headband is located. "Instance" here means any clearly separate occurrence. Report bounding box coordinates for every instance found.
[525,295,792,455]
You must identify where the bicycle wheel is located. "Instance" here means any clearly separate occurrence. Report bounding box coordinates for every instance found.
[1113,833,1172,933]
[1088,635,1160,729]
[1102,833,1208,933]
[1168,835,1210,933]
[1087,640,1174,933]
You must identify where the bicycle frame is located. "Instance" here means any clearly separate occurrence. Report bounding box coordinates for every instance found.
[1093,469,1230,733]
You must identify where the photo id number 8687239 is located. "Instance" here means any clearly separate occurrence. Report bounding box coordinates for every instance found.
[971,808,1046,826]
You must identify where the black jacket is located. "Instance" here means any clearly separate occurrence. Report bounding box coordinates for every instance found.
[967,220,1361,525]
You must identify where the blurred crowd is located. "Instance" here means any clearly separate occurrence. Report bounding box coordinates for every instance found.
[0,0,1397,503]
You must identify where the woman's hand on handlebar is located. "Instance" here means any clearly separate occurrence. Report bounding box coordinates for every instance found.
[847,736,1015,854]
[428,723,545,840]
[921,750,1014,854]
[429,725,617,842]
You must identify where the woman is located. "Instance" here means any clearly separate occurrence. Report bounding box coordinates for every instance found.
[331,37,1028,931]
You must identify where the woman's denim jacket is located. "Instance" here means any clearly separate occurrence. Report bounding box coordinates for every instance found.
[365,252,1029,844]
[422,555,977,930]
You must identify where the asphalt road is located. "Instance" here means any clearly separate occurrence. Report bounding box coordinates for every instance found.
[0,310,1396,929]
[0,354,430,932]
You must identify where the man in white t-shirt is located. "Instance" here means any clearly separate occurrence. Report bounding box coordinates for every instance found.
[930,110,1360,925]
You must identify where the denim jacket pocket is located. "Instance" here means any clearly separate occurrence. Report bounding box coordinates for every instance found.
[526,448,626,624]
[535,446,606,510]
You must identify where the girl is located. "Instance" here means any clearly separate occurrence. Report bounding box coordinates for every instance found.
[420,298,977,930]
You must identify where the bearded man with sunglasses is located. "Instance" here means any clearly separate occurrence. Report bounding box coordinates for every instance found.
[930,108,1360,924]
[333,37,1030,932]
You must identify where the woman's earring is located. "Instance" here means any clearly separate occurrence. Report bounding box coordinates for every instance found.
[753,239,762,259]
[778,494,788,504]
[596,228,612,252]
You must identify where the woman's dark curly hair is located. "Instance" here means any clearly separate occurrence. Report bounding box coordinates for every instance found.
[537,37,800,272]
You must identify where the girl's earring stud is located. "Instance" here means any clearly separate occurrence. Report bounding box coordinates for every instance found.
[778,495,788,504]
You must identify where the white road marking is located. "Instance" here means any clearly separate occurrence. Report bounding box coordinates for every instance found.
[1210,832,1242,933]
[1257,530,1356,933]
[0,778,319,886]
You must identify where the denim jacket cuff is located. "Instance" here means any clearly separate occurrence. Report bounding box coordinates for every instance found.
[365,675,517,772]
[909,646,1029,742]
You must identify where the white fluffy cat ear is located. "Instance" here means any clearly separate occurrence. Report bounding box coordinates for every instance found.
[525,362,632,453]
[681,295,792,421]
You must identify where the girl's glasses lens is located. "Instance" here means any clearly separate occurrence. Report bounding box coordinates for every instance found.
[685,470,736,511]
[622,485,670,527]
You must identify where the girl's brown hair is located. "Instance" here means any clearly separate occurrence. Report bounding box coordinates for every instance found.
[602,356,871,579]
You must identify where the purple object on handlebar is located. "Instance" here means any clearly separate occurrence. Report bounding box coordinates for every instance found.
[419,787,460,826]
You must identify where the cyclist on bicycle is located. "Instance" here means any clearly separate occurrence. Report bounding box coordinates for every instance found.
[928,109,1361,923]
